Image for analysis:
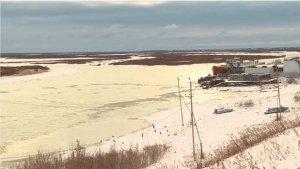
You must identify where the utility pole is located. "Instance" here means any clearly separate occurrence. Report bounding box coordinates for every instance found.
[259,78,262,92]
[193,112,204,159]
[277,74,282,120]
[189,80,196,161]
[276,66,281,120]
[177,77,184,126]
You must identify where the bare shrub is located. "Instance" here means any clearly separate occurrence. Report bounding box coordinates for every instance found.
[294,91,300,102]
[287,77,297,84]
[195,115,300,168]
[238,100,254,108]
[14,143,169,169]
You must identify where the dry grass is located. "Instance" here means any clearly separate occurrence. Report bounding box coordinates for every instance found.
[14,143,169,169]
[237,100,254,108]
[287,78,298,84]
[294,91,300,102]
[195,115,300,168]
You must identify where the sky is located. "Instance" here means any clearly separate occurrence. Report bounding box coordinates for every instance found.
[1,1,300,53]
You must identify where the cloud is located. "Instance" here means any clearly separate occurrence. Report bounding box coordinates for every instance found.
[82,23,122,39]
[4,0,169,6]
[218,31,229,36]
[97,0,168,6]
[2,1,300,52]
[164,24,178,30]
[108,23,121,30]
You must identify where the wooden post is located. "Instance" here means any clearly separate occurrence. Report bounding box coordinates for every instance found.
[276,67,281,120]
[277,75,282,120]
[259,78,262,92]
[177,77,184,126]
[190,80,196,161]
[193,113,204,159]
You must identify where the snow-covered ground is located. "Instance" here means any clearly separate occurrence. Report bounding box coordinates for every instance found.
[212,127,300,168]
[80,82,300,168]
[1,52,300,168]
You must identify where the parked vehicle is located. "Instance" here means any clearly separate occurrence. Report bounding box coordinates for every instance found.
[214,108,233,114]
[264,106,289,114]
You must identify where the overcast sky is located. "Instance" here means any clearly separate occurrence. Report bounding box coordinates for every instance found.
[2,1,300,53]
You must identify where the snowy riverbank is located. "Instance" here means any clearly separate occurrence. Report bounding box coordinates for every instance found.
[79,83,300,168]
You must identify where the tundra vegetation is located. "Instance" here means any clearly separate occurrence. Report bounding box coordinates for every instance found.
[294,91,300,102]
[194,115,300,168]
[14,143,169,169]
[238,100,254,108]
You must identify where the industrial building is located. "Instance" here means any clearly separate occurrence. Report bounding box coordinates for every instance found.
[283,58,300,78]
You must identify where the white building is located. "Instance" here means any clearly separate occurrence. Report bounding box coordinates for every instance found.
[284,58,300,78]
[242,60,260,67]
[245,67,274,75]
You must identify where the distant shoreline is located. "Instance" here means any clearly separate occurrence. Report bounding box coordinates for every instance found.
[1,46,300,55]
[112,52,284,66]
[1,51,284,66]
